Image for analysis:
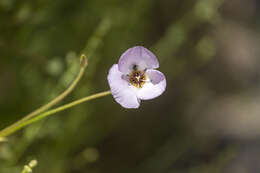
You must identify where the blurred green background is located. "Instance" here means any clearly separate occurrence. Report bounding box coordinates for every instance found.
[1,0,260,172]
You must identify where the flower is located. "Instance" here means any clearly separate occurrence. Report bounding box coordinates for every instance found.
[107,46,166,109]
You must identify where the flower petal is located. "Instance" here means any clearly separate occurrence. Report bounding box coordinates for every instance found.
[136,69,166,100]
[118,46,159,74]
[107,64,140,108]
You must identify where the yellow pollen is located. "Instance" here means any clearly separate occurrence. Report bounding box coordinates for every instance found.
[129,70,146,88]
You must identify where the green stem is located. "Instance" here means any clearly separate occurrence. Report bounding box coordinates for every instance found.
[0,55,87,138]
[0,91,111,138]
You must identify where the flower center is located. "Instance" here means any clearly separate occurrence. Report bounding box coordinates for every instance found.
[128,70,147,88]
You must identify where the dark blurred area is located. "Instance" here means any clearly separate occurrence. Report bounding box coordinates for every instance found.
[1,0,260,172]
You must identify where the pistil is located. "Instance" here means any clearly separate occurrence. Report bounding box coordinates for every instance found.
[129,70,147,88]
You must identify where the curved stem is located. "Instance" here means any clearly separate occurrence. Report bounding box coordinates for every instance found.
[0,55,87,138]
[0,91,111,138]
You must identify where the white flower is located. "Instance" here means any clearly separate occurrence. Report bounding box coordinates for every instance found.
[107,46,166,108]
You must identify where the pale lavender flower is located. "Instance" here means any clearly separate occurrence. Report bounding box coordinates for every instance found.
[107,46,166,109]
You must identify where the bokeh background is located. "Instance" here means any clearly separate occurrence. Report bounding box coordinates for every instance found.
[1,0,260,172]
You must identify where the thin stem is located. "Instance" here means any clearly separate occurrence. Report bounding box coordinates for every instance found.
[0,91,111,138]
[0,55,87,138]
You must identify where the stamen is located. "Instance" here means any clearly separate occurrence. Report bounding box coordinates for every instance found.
[128,70,147,88]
